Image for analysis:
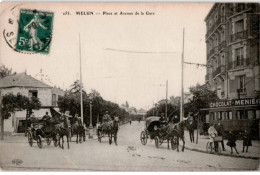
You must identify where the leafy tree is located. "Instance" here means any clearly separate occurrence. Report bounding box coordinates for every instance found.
[1,94,41,119]
[0,65,16,79]
[184,83,219,117]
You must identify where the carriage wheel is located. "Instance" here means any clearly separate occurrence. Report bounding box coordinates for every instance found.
[171,136,178,150]
[140,131,147,145]
[37,136,43,149]
[27,132,33,147]
[206,142,212,153]
[155,136,159,148]
[46,138,51,146]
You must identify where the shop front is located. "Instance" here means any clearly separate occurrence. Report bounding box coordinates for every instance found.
[201,98,260,135]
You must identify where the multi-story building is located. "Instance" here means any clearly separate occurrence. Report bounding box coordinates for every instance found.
[0,72,65,133]
[204,3,260,131]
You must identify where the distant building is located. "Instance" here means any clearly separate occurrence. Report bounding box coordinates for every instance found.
[204,3,260,131]
[0,72,65,133]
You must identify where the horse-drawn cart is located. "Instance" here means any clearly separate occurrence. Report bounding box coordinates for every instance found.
[140,116,179,150]
[27,120,59,149]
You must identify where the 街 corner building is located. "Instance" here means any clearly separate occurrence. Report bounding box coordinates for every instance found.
[203,3,260,132]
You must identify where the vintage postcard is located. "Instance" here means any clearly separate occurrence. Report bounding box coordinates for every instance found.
[0,1,259,171]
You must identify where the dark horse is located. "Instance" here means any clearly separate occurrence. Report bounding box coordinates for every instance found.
[58,114,70,149]
[164,120,188,152]
[98,118,119,145]
[108,119,120,145]
[71,119,85,144]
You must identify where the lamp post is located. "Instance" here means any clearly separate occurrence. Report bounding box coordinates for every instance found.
[89,95,93,139]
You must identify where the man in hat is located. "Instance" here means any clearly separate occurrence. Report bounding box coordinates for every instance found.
[102,111,112,130]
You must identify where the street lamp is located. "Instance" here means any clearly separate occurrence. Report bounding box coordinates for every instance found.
[89,95,93,139]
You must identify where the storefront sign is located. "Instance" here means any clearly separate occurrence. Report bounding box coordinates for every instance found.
[209,98,260,108]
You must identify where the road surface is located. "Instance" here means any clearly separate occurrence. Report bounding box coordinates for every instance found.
[0,121,259,171]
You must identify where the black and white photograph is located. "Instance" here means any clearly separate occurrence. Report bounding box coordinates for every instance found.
[0,1,259,171]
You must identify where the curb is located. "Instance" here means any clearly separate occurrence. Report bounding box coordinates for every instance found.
[184,146,259,160]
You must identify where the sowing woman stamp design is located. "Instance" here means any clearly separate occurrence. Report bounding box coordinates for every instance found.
[16,9,54,54]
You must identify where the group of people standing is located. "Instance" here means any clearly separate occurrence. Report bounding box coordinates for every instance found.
[208,122,252,154]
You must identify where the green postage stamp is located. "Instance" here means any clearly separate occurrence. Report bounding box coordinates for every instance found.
[16,9,54,54]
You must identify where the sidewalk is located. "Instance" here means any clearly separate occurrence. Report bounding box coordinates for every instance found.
[184,130,260,160]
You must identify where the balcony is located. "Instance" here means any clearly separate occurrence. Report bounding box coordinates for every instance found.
[218,40,226,51]
[228,58,250,69]
[207,47,215,58]
[212,66,226,78]
[206,17,224,39]
[228,4,251,17]
[230,30,248,43]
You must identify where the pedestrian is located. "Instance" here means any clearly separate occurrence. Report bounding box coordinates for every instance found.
[208,123,218,152]
[187,112,195,143]
[215,121,226,151]
[242,129,252,153]
[130,120,132,125]
[226,130,239,155]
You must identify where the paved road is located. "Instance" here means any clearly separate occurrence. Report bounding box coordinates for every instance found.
[0,121,259,171]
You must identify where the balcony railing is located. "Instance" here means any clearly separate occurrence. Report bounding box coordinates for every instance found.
[228,58,250,69]
[230,30,248,43]
[207,47,215,58]
[206,17,224,39]
[212,66,225,78]
[228,4,251,17]
[218,40,226,51]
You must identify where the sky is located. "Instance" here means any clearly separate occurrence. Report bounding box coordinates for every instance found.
[0,2,213,110]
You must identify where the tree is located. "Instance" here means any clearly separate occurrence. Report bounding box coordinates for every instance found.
[1,93,41,139]
[0,65,16,79]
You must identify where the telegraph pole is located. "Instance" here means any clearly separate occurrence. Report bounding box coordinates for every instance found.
[180,28,185,121]
[165,80,168,120]
[79,33,84,126]
[0,90,3,140]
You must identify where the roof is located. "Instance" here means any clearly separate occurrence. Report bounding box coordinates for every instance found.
[204,3,218,22]
[0,73,51,88]
[146,116,160,122]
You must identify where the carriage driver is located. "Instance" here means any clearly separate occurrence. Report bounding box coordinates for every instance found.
[42,112,51,126]
[102,111,112,130]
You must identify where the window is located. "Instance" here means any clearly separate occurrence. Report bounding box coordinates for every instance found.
[239,76,246,93]
[247,110,256,119]
[237,110,246,119]
[52,94,57,106]
[28,90,38,99]
[235,47,244,66]
[235,20,244,33]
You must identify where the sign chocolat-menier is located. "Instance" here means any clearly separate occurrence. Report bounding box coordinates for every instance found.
[209,98,260,108]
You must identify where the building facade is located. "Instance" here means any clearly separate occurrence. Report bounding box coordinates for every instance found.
[204,3,260,131]
[0,72,65,132]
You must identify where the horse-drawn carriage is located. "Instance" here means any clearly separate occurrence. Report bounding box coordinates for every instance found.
[67,116,86,143]
[140,116,185,151]
[27,119,59,149]
[97,117,119,145]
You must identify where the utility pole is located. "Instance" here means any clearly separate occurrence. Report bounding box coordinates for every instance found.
[165,80,168,120]
[0,90,3,140]
[180,28,185,121]
[79,33,84,126]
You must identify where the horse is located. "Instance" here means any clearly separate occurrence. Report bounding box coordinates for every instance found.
[107,119,120,145]
[165,120,188,152]
[57,114,70,149]
[71,118,85,144]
